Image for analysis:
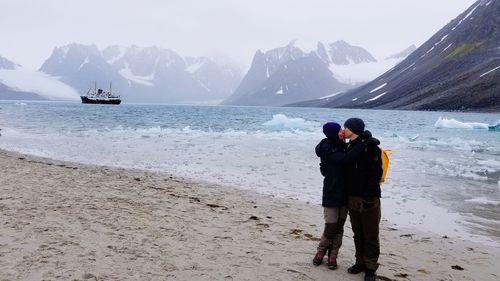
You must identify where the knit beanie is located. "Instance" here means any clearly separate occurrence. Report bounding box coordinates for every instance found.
[344,118,365,136]
[322,122,341,139]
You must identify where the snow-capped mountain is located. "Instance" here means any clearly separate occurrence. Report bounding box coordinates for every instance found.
[326,42,415,86]
[223,40,412,106]
[222,42,352,106]
[40,44,120,96]
[40,44,243,103]
[0,56,20,70]
[310,0,500,111]
[317,40,376,65]
[0,55,79,100]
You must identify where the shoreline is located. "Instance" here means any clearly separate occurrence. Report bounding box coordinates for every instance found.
[1,149,499,280]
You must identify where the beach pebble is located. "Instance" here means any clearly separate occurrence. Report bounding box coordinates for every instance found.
[82,273,97,280]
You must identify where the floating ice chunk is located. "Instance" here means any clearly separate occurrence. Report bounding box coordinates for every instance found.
[262,114,312,130]
[409,135,419,142]
[465,197,500,205]
[434,117,489,130]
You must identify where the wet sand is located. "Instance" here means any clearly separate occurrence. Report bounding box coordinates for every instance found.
[0,149,499,280]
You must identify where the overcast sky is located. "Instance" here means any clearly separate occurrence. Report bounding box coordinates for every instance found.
[0,0,477,69]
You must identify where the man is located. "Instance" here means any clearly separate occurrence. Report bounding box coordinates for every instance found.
[343,118,382,281]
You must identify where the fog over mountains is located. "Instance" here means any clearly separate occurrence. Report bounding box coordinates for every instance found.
[0,41,408,105]
[295,0,500,111]
[223,40,412,106]
[39,44,243,103]
[1,0,497,113]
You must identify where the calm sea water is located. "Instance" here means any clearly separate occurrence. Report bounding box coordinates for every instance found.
[1,101,499,245]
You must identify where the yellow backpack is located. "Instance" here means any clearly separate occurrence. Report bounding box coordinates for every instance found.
[380,148,391,183]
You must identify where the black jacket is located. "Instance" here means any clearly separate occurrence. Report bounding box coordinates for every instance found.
[344,130,383,199]
[315,138,365,207]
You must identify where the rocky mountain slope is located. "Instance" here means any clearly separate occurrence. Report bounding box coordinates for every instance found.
[302,0,500,111]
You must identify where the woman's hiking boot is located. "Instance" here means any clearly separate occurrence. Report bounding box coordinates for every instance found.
[312,250,326,266]
[326,248,338,270]
[347,263,366,274]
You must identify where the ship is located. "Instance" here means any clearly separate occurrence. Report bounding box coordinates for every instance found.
[81,82,121,105]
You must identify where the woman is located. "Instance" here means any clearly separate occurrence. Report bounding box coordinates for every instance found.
[313,121,363,270]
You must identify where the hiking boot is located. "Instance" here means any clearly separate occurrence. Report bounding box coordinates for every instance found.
[347,263,366,274]
[364,269,376,281]
[327,256,337,270]
[312,251,326,266]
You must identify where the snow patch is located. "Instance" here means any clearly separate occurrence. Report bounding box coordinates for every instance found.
[78,57,89,70]
[366,92,387,102]
[369,83,387,93]
[118,63,154,87]
[435,34,449,46]
[319,91,343,99]
[441,43,454,53]
[420,46,435,58]
[398,63,416,74]
[479,66,500,78]
[276,86,284,95]
[352,98,358,101]
[106,46,127,64]
[0,67,79,100]
[186,61,205,73]
[452,5,479,30]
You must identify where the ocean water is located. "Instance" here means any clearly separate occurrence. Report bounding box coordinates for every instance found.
[1,101,499,245]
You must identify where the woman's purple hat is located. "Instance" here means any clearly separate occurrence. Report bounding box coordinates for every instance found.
[323,122,341,139]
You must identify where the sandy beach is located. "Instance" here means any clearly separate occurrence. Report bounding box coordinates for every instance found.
[0,149,499,281]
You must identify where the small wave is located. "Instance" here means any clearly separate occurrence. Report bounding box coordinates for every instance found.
[434,117,489,130]
[15,102,27,106]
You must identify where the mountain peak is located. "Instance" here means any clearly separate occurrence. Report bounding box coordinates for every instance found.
[323,40,377,65]
[0,56,20,70]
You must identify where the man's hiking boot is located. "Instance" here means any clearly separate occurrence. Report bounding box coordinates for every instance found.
[347,263,366,274]
[364,269,376,281]
[312,251,325,266]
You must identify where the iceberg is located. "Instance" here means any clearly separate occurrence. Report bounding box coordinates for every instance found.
[434,117,489,130]
[488,123,500,132]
